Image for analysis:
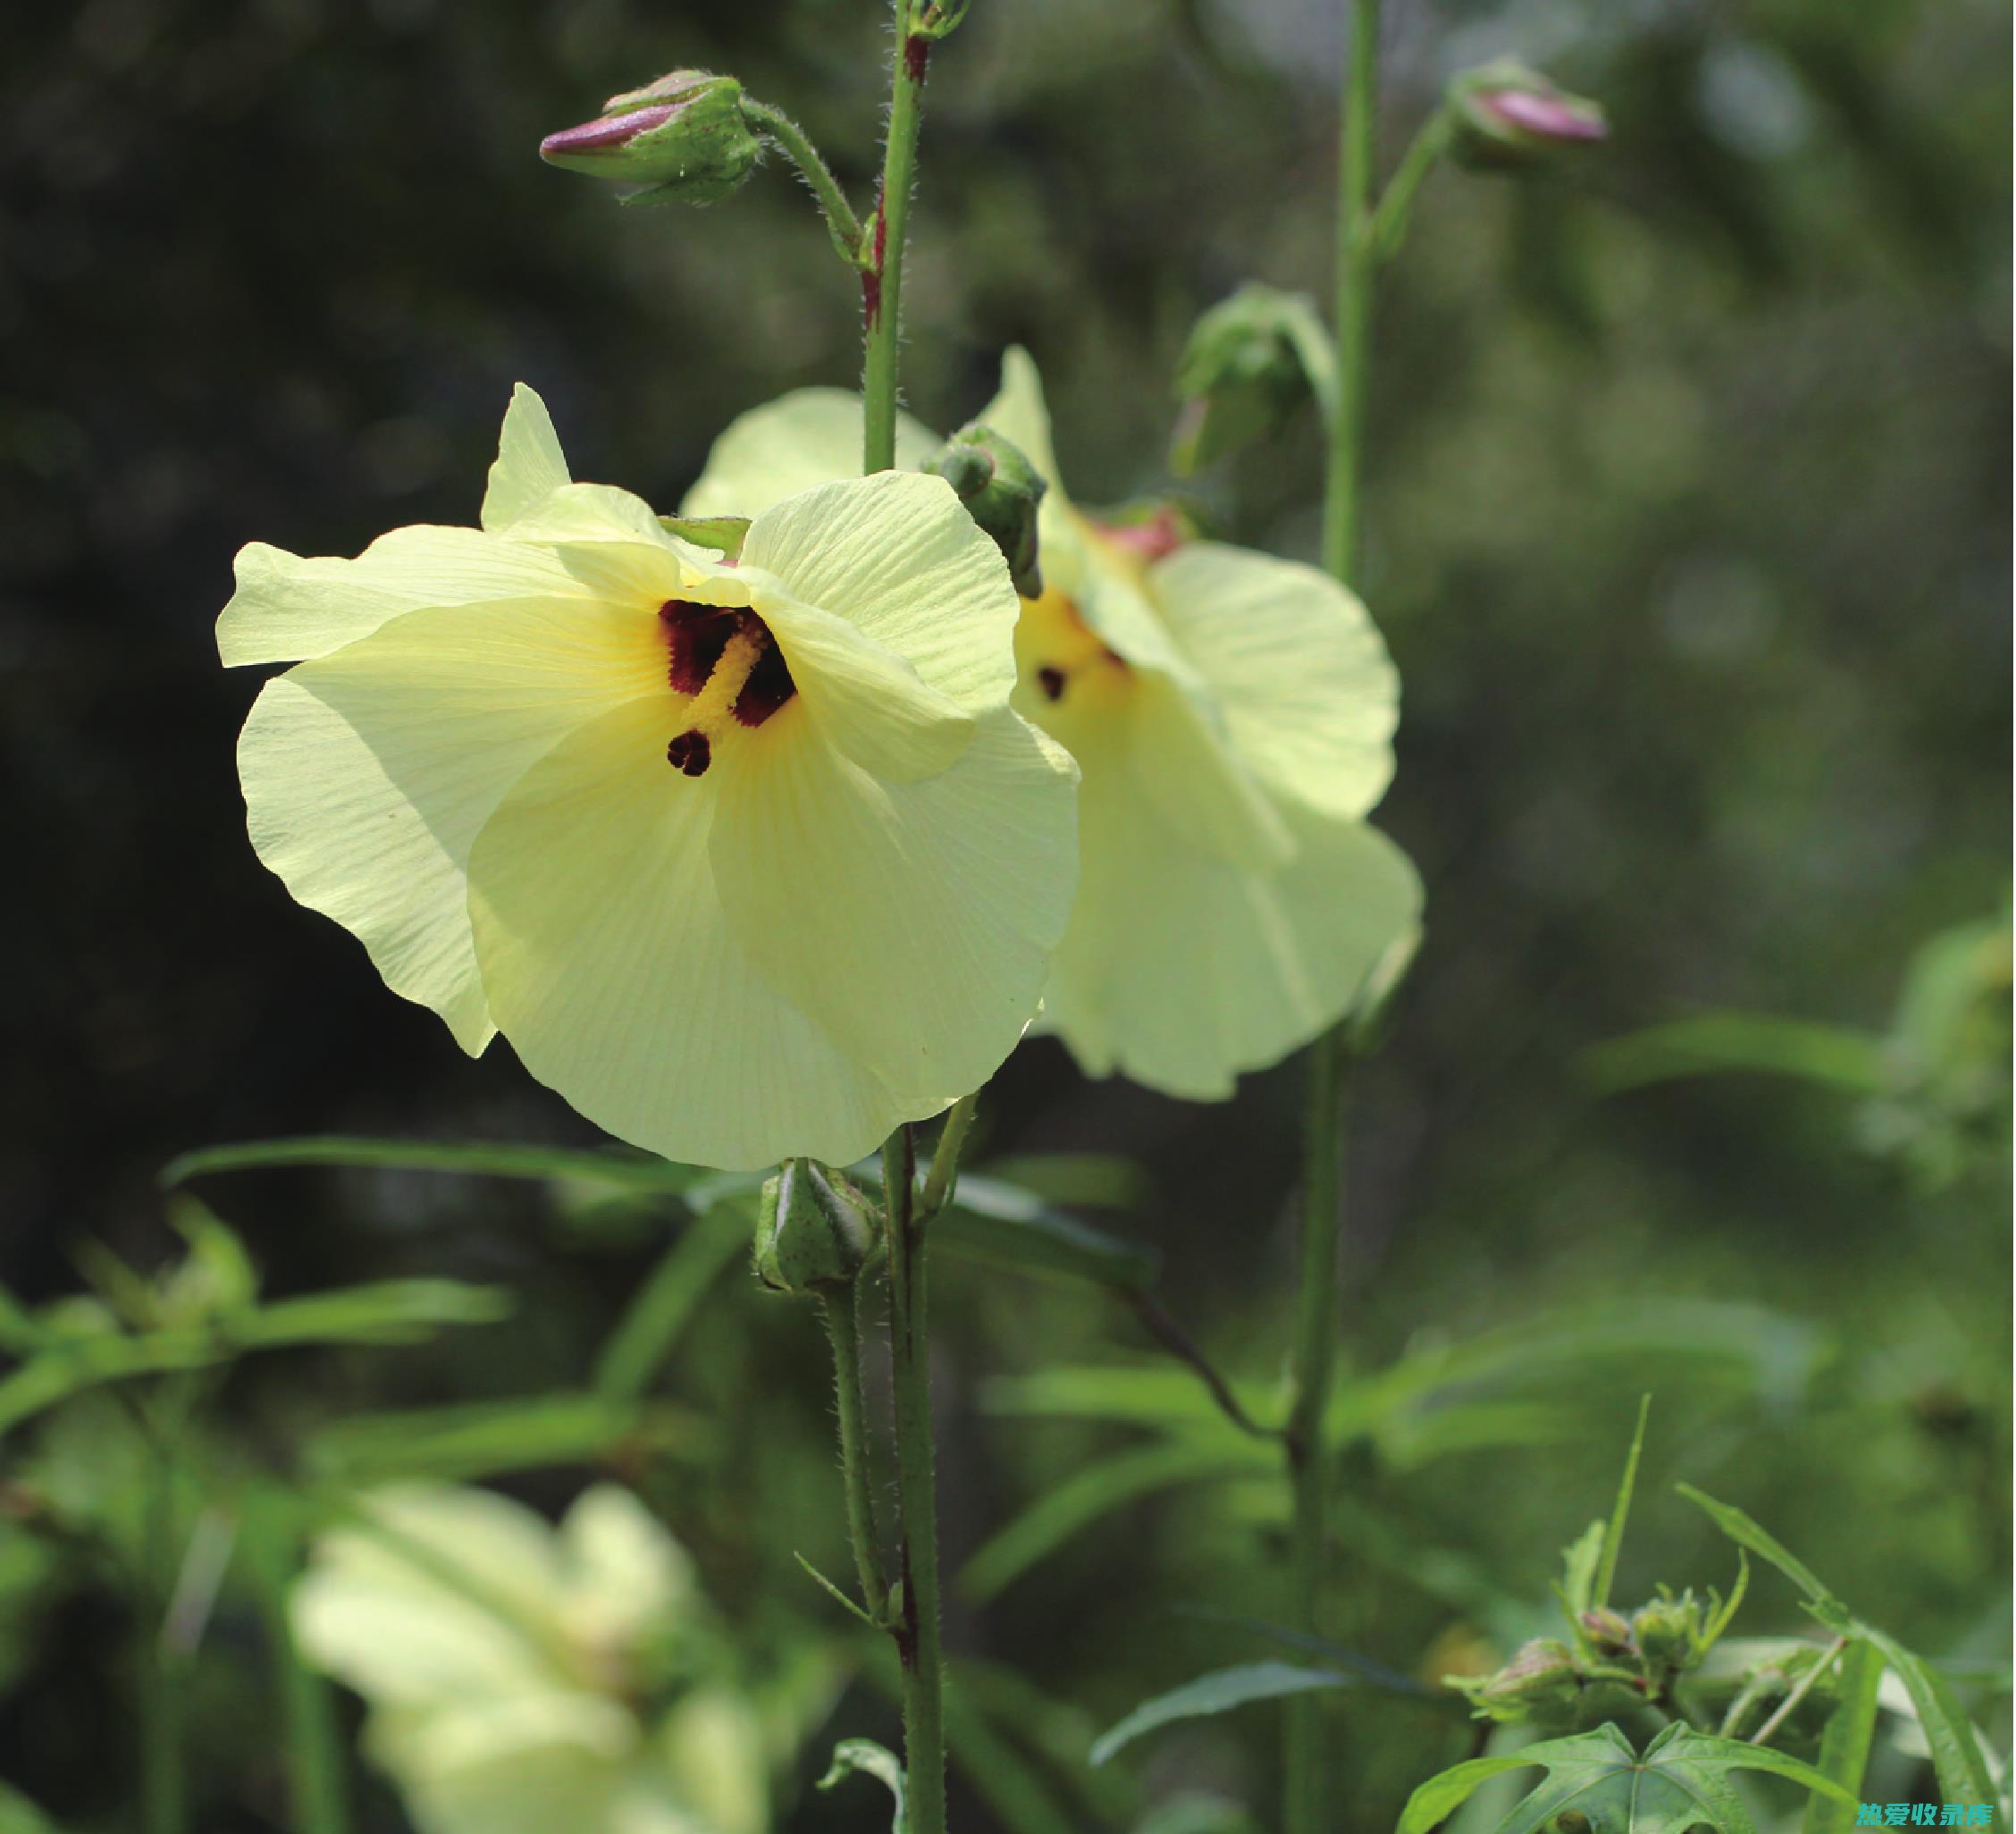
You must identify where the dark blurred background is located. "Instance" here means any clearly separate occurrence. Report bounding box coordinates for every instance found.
[1,0,2009,1830]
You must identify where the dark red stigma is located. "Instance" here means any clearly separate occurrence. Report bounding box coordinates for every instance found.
[658,600,798,728]
[1036,666,1066,702]
[666,731,711,777]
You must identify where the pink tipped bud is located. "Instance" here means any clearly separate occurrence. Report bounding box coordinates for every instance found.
[540,71,760,206]
[1449,60,1608,170]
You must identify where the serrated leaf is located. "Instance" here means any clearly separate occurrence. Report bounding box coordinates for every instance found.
[819,1738,906,1833]
[1396,1720,1853,1834]
[1852,1628,1999,1812]
[1675,1485,1845,1615]
[162,1135,704,1196]
[1091,1662,1353,1767]
[1803,1638,1883,1834]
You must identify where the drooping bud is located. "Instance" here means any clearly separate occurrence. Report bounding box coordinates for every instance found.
[1449,1638,1583,1723]
[1447,61,1608,171]
[753,1158,875,1297]
[541,72,761,207]
[922,424,1047,599]
[1171,283,1328,475]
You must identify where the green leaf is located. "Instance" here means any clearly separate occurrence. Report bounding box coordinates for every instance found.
[819,1738,907,1834]
[936,1176,1160,1291]
[593,1198,756,1401]
[1091,1662,1352,1767]
[1675,1485,1846,1618]
[1594,1395,1651,1611]
[1559,1521,1604,1616]
[1396,1721,1854,1834]
[1852,1628,1999,1812]
[959,1443,1258,1605]
[973,1154,1153,1212]
[303,1392,654,1485]
[1802,1638,1883,1834]
[162,1135,705,1196]
[237,1280,511,1348]
[1582,1014,1886,1097]
[0,1780,67,1834]
[656,513,751,559]
[941,1672,1083,1834]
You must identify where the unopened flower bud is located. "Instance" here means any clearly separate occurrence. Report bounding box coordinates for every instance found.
[1448,61,1608,171]
[541,72,760,206]
[753,1159,875,1297]
[1631,1594,1706,1669]
[1451,1637,1582,1723]
[923,424,1047,599]
[1171,283,1323,475]
[1578,1606,1634,1657]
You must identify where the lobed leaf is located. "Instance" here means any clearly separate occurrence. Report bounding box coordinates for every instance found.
[1091,1662,1353,1767]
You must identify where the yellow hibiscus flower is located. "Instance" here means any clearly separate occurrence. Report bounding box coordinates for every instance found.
[294,1483,811,1834]
[220,386,1078,1169]
[683,352,1421,1099]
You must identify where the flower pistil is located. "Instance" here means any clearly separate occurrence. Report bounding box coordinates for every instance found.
[660,601,798,775]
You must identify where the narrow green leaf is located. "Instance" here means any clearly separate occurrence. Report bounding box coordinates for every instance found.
[973,1155,1152,1212]
[304,1392,649,1484]
[941,1676,1082,1834]
[1091,1662,1351,1767]
[237,1280,511,1348]
[163,1136,703,1196]
[1594,1395,1651,1610]
[1559,1521,1604,1615]
[594,1199,755,1401]
[793,1553,877,1627]
[1802,1639,1883,1834]
[819,1739,907,1834]
[1583,1014,1886,1097]
[959,1444,1256,1605]
[937,1176,1160,1291]
[1675,1485,1844,1612]
[1853,1627,1999,1811]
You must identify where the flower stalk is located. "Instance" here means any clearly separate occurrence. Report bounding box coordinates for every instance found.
[862,0,932,472]
[819,1283,892,1626]
[739,97,867,269]
[1287,4,1383,1831]
[882,1123,948,1834]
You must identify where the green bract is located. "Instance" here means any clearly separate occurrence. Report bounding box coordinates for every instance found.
[683,353,1423,1101]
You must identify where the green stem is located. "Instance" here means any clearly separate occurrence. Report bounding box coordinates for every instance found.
[740,97,866,269]
[1288,7,1382,1833]
[919,1090,980,1219]
[244,1491,350,1834]
[861,0,931,472]
[1368,107,1451,263]
[819,1282,891,1624]
[882,1124,947,1834]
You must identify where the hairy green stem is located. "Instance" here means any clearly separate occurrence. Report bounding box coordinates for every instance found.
[882,1124,947,1834]
[740,97,866,269]
[861,0,931,471]
[1288,6,1382,1832]
[819,1283,891,1624]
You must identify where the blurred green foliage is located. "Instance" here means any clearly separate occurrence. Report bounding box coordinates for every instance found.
[0,0,2007,1830]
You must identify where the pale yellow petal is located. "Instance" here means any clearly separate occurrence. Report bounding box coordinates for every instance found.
[466,697,939,1170]
[975,347,1068,512]
[502,483,717,606]
[679,388,938,520]
[711,709,1078,1104]
[657,1691,770,1834]
[482,383,573,532]
[559,1486,693,1651]
[741,471,1022,714]
[743,576,976,785]
[366,1696,634,1834]
[239,596,663,1054]
[1044,713,1422,1097]
[218,526,601,668]
[1150,543,1399,822]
